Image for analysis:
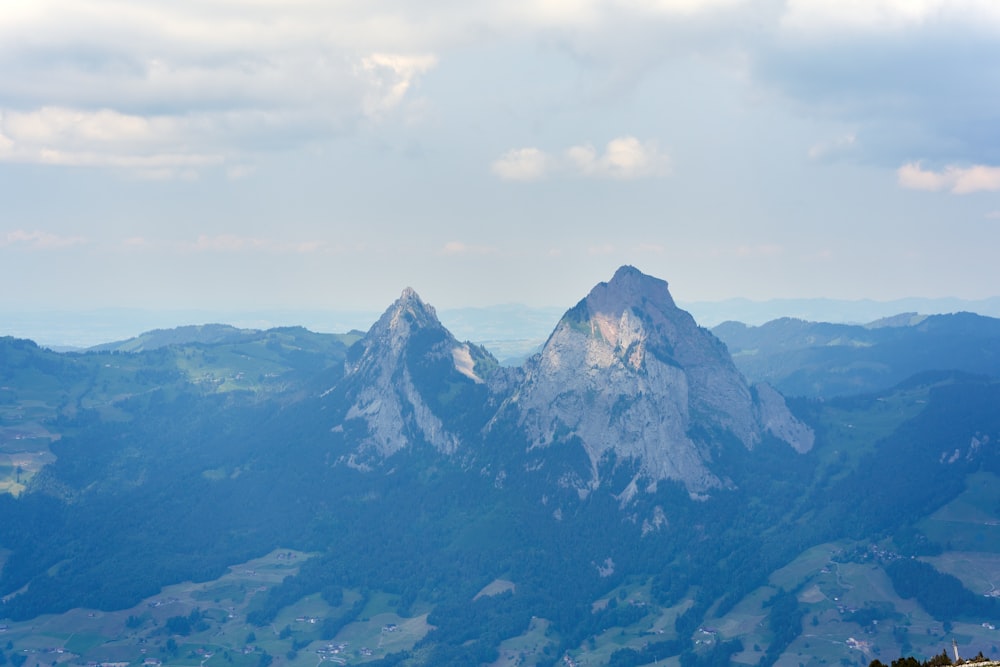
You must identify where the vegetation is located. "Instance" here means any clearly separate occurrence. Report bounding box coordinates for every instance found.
[1,312,999,665]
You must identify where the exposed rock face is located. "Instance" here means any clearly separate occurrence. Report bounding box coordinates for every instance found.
[334,287,493,459]
[327,267,812,497]
[755,383,815,453]
[509,266,812,494]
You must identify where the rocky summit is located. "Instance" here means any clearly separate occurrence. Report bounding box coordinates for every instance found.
[504,265,813,495]
[329,286,496,462]
[327,265,812,496]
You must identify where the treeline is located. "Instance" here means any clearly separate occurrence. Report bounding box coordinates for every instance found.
[886,558,1000,622]
[870,650,991,667]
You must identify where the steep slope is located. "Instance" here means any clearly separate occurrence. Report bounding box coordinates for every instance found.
[506,266,812,495]
[326,287,498,461]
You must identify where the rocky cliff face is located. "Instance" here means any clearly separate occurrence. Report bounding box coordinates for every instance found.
[325,268,812,495]
[506,266,813,495]
[330,287,495,460]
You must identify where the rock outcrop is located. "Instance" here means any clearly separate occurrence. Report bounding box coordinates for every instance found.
[326,267,813,496]
[507,266,812,494]
[331,287,495,459]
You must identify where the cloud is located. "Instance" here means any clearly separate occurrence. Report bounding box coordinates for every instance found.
[0,107,224,178]
[756,0,1000,168]
[2,0,997,179]
[491,148,552,181]
[780,0,1000,34]
[494,137,669,181]
[898,162,1000,194]
[1,230,87,249]
[0,2,444,177]
[566,136,670,179]
[623,0,749,16]
[358,53,437,117]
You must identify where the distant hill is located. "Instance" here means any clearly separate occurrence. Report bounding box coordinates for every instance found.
[684,295,1000,327]
[87,323,259,352]
[87,323,364,354]
[714,312,1000,398]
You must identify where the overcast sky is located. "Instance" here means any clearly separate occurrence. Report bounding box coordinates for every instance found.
[2,0,999,315]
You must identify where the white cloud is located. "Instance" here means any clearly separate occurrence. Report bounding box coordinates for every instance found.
[623,0,749,17]
[357,53,438,117]
[0,2,445,177]
[491,147,552,181]
[567,136,670,179]
[1,229,87,249]
[898,161,1000,194]
[781,0,1000,34]
[494,136,669,182]
[0,107,223,178]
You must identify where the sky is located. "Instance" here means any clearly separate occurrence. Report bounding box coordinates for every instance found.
[2,0,1000,318]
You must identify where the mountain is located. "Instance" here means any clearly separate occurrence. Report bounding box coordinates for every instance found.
[3,267,1000,667]
[324,287,498,461]
[714,311,1000,398]
[504,266,812,496]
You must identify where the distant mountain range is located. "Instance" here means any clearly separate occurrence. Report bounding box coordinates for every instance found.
[7,294,1000,357]
[2,267,1000,667]
[714,312,1000,399]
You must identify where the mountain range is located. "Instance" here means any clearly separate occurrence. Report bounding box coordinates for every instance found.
[1,266,1000,667]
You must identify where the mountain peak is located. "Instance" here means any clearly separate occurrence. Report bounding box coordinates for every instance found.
[595,265,676,312]
[386,287,439,327]
[332,287,496,460]
[609,264,661,288]
[513,267,812,495]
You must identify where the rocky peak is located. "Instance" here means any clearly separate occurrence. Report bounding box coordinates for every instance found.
[332,288,493,461]
[598,265,677,311]
[351,287,441,367]
[511,266,813,496]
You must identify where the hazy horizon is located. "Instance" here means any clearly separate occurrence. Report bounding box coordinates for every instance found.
[7,293,1000,350]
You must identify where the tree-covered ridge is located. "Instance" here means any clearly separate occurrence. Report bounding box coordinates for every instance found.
[713,312,1000,398]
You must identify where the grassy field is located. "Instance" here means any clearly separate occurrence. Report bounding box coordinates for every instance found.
[4,540,1000,667]
[0,549,439,667]
[920,472,1000,553]
[702,536,1000,667]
